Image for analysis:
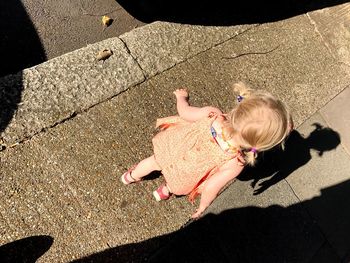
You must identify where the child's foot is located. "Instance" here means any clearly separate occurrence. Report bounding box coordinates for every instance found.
[120,165,140,185]
[153,184,171,201]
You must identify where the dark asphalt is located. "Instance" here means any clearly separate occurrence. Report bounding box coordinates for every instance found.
[0,0,145,77]
[1,0,347,77]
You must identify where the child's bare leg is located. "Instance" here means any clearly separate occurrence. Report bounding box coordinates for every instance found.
[132,155,161,180]
[122,155,161,184]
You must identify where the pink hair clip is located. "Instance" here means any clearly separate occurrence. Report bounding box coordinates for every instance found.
[251,147,257,153]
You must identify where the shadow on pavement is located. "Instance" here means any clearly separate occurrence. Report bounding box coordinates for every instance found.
[239,123,341,195]
[0,1,46,77]
[116,0,347,25]
[0,235,53,263]
[0,1,46,140]
[71,179,350,262]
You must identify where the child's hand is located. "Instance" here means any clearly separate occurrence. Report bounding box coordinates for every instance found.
[173,88,189,100]
[191,207,205,219]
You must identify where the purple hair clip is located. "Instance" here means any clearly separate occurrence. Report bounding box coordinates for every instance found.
[250,147,257,154]
[237,95,244,102]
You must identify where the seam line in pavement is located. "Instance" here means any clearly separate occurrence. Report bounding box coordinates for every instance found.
[145,24,260,79]
[318,84,350,111]
[0,87,132,152]
[318,84,350,157]
[287,83,350,135]
[190,24,260,59]
[0,24,260,153]
[306,13,335,61]
[119,37,147,81]
[306,12,350,69]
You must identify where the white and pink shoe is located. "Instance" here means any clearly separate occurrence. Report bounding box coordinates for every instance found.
[120,165,140,185]
[153,184,171,201]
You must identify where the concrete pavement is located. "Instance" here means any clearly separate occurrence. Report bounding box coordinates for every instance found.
[1,2,350,262]
[0,0,144,77]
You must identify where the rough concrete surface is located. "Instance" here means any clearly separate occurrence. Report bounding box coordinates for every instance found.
[1,2,350,263]
[0,37,144,144]
[148,20,349,129]
[181,15,349,127]
[286,113,350,260]
[307,3,350,66]
[120,22,255,78]
[0,0,145,77]
[150,179,325,263]
[320,86,350,155]
[0,82,197,262]
[0,23,253,146]
[22,0,144,60]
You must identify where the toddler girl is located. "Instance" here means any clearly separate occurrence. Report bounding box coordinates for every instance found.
[121,82,292,218]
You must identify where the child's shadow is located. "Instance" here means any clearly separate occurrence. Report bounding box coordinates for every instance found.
[238,123,341,195]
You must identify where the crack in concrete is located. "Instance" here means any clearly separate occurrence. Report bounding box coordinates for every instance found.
[306,13,336,61]
[318,83,350,157]
[186,24,261,62]
[213,24,260,48]
[221,45,280,60]
[118,37,147,81]
[146,24,260,78]
[305,12,350,70]
[0,24,260,153]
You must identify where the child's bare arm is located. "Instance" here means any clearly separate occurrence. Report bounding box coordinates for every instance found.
[174,89,222,122]
[192,158,244,219]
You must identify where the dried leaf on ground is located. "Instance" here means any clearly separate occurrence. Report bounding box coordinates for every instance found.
[96,49,113,61]
[102,15,113,29]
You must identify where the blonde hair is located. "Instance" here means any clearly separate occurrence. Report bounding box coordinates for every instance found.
[224,82,292,166]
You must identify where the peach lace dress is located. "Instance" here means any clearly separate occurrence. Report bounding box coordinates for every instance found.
[152,114,240,202]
